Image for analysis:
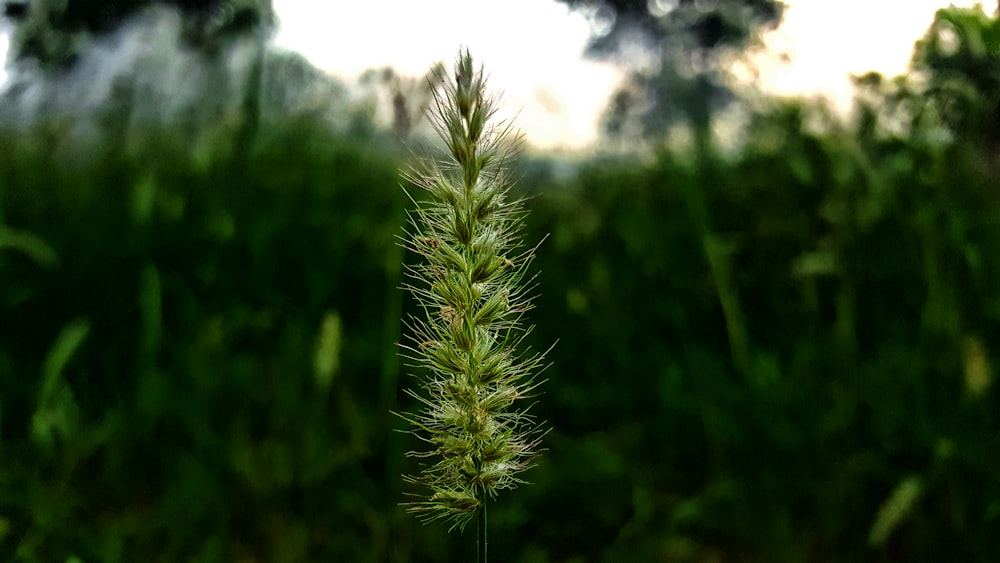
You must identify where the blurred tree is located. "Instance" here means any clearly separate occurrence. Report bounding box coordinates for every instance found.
[259,49,350,124]
[847,5,1000,181]
[1,0,279,174]
[554,0,781,57]
[552,0,784,140]
[2,0,274,68]
[911,5,1000,155]
[357,63,444,138]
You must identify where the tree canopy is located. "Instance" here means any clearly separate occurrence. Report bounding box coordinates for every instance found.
[2,0,274,68]
[555,0,785,139]
[554,0,783,57]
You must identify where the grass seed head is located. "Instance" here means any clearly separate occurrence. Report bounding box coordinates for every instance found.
[398,49,548,530]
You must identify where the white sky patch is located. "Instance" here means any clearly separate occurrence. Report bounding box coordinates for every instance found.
[753,0,985,111]
[271,0,624,150]
[0,23,9,88]
[0,1,989,147]
[274,0,985,147]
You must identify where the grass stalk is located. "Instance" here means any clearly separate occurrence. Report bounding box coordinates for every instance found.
[478,495,487,563]
[395,49,548,557]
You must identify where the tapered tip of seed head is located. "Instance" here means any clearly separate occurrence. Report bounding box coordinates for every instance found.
[457,49,474,89]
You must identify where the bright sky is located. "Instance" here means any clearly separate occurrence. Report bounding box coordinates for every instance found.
[271,0,620,150]
[272,0,985,149]
[754,0,985,111]
[0,1,988,148]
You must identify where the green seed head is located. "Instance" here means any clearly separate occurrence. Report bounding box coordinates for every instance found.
[398,49,548,531]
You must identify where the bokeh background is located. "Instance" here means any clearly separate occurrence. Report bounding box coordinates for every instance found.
[2,1,1000,561]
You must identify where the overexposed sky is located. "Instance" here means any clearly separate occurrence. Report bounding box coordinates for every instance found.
[271,0,621,149]
[754,0,984,111]
[0,1,988,148]
[273,0,984,148]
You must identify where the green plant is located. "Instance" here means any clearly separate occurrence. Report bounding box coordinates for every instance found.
[397,50,548,562]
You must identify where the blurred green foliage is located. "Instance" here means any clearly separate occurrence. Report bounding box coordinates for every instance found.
[0,118,415,561]
[2,5,1000,562]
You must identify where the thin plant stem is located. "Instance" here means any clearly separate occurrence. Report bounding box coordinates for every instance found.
[478,494,487,563]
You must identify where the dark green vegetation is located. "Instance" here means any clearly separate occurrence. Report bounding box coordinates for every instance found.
[2,5,1000,562]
